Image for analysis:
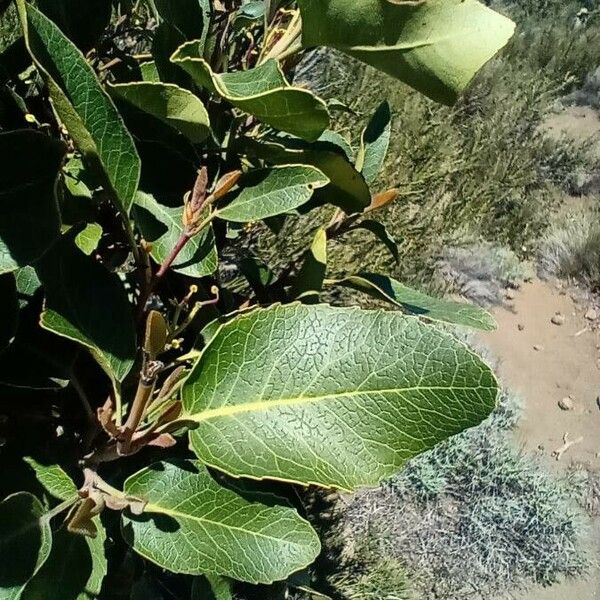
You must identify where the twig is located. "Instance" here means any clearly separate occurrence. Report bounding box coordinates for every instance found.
[552,432,583,461]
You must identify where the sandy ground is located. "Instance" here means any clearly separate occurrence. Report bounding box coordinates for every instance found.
[480,279,600,599]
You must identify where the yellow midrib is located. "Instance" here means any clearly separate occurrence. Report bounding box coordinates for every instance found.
[187,384,492,422]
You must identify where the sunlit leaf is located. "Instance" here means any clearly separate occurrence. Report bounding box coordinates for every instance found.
[216,166,329,222]
[355,101,391,184]
[172,43,330,141]
[23,459,78,503]
[121,461,320,583]
[182,304,498,490]
[331,273,497,330]
[298,0,516,105]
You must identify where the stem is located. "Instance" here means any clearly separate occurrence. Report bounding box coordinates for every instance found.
[43,497,78,521]
[155,232,191,281]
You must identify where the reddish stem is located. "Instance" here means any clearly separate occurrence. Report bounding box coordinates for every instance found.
[155,232,190,281]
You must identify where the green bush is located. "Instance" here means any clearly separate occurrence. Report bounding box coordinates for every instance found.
[331,390,590,599]
[0,1,517,599]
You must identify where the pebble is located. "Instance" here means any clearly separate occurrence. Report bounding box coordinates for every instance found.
[517,323,525,331]
[551,312,565,326]
[585,308,598,321]
[533,344,544,351]
[505,288,517,300]
[558,396,575,411]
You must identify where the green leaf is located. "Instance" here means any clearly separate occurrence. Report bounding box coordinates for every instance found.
[216,166,329,222]
[133,192,217,278]
[234,1,265,28]
[21,521,107,600]
[347,220,399,263]
[182,304,498,490]
[14,267,41,306]
[245,136,370,214]
[23,459,78,503]
[140,61,160,82]
[0,492,52,600]
[17,1,141,213]
[0,130,65,275]
[121,461,320,584]
[290,228,327,303]
[74,223,102,256]
[109,82,211,143]
[171,43,330,141]
[0,274,18,352]
[331,273,497,331]
[298,0,516,105]
[191,575,232,600]
[317,130,353,161]
[36,231,137,383]
[355,101,391,184]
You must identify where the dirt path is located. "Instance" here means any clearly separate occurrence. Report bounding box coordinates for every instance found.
[479,279,600,599]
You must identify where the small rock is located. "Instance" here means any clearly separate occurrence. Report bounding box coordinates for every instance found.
[505,288,517,300]
[517,323,525,331]
[585,308,598,321]
[533,344,544,351]
[558,396,575,411]
[551,313,565,326]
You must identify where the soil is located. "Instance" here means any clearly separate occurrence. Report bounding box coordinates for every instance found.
[479,278,600,599]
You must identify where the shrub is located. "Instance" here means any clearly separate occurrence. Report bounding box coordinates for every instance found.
[331,391,591,599]
[538,201,600,289]
[0,1,515,599]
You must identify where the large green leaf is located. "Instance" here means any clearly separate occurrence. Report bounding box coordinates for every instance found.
[331,273,496,331]
[17,1,141,213]
[171,43,329,141]
[23,459,78,503]
[133,192,218,278]
[0,493,52,600]
[36,232,136,383]
[0,130,65,275]
[298,0,516,105]
[182,304,498,490]
[121,461,320,584]
[216,166,329,222]
[21,523,106,600]
[109,82,211,143]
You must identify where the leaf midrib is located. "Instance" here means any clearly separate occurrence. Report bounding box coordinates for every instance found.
[187,383,493,422]
[141,500,309,547]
